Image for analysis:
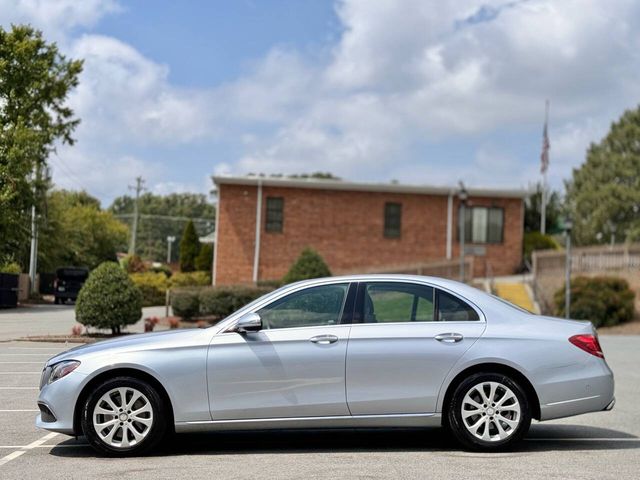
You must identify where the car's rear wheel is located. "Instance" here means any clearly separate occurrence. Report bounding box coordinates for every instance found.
[81,376,167,456]
[447,372,531,451]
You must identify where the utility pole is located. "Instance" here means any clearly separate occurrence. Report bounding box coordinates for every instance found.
[28,166,40,294]
[128,176,145,255]
[540,100,550,235]
[564,216,573,319]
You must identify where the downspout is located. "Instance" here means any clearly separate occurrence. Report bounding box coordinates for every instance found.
[252,179,263,284]
[446,190,453,260]
[211,185,221,286]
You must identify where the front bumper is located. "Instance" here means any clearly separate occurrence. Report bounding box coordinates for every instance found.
[35,370,87,435]
[603,397,616,411]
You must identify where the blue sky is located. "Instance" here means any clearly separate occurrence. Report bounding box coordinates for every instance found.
[1,0,639,205]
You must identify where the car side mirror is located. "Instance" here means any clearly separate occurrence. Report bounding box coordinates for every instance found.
[236,312,262,333]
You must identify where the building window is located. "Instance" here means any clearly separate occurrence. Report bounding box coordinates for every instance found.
[266,197,284,233]
[384,202,402,238]
[459,206,504,244]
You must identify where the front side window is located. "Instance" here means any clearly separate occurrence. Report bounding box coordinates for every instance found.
[437,290,480,321]
[460,206,504,244]
[363,282,435,323]
[258,284,349,329]
[265,197,284,233]
[384,202,402,238]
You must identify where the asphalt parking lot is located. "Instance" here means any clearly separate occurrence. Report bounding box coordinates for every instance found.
[0,335,637,479]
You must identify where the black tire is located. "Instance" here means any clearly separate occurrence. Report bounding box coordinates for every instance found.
[54,297,60,305]
[81,376,168,456]
[446,372,531,451]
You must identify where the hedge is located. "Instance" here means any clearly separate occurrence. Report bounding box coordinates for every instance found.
[283,248,331,284]
[554,276,635,327]
[130,272,169,307]
[170,271,211,287]
[172,285,271,321]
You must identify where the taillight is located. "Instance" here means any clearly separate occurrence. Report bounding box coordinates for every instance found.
[569,334,604,358]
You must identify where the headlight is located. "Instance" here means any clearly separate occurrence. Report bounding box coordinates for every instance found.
[48,360,80,385]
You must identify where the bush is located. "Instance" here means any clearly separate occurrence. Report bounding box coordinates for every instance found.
[283,248,331,284]
[195,243,214,272]
[554,276,635,327]
[76,262,142,334]
[149,263,172,277]
[130,272,169,306]
[199,286,271,319]
[170,271,211,287]
[0,262,21,274]
[120,254,147,273]
[171,288,201,320]
[523,232,560,263]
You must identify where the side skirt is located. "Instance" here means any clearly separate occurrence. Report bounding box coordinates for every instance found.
[175,413,441,433]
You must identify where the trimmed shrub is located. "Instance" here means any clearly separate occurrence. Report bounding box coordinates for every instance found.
[171,271,210,287]
[199,286,271,319]
[179,220,200,272]
[76,262,142,334]
[195,243,214,272]
[283,248,331,284]
[130,272,169,306]
[523,232,560,263]
[171,288,201,320]
[554,276,635,327]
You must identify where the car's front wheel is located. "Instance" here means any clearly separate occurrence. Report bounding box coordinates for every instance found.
[447,372,531,451]
[81,376,167,456]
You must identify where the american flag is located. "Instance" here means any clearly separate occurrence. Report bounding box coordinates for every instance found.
[540,102,550,174]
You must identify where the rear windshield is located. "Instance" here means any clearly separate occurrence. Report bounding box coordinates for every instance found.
[56,268,89,279]
[490,294,533,314]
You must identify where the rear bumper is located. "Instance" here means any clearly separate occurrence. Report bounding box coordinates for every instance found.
[603,397,615,411]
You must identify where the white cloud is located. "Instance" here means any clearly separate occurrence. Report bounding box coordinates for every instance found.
[0,0,120,41]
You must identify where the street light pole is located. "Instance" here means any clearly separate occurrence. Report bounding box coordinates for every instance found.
[564,216,573,319]
[166,236,176,264]
[458,182,468,282]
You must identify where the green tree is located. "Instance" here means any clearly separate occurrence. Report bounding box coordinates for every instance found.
[76,262,142,334]
[109,192,215,261]
[37,190,128,271]
[283,248,332,284]
[179,220,200,272]
[524,183,563,233]
[566,106,640,245]
[0,25,82,264]
[195,243,214,272]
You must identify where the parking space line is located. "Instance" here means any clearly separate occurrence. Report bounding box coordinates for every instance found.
[0,432,58,467]
[0,362,44,364]
[0,354,54,356]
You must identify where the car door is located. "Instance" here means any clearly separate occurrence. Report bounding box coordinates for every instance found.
[346,281,486,415]
[208,282,355,420]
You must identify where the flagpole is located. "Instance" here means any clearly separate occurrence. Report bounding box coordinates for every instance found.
[540,100,549,234]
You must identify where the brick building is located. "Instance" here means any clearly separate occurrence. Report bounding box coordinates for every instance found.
[212,176,526,285]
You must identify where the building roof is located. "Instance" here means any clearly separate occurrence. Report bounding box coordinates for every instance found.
[212,175,529,199]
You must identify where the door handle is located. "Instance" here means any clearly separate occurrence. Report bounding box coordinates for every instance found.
[310,334,339,345]
[435,332,463,343]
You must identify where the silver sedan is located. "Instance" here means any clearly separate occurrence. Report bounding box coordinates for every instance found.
[36,275,615,455]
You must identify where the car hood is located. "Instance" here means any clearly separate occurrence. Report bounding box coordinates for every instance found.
[46,328,208,366]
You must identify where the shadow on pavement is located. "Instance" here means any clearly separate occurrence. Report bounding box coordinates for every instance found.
[49,424,639,458]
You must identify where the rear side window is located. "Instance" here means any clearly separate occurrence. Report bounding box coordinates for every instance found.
[436,290,479,321]
[363,282,435,323]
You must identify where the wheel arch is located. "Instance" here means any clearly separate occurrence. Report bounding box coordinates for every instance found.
[440,362,541,421]
[73,367,175,436]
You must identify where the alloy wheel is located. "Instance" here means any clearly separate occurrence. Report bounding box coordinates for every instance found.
[92,387,154,449]
[460,381,521,442]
